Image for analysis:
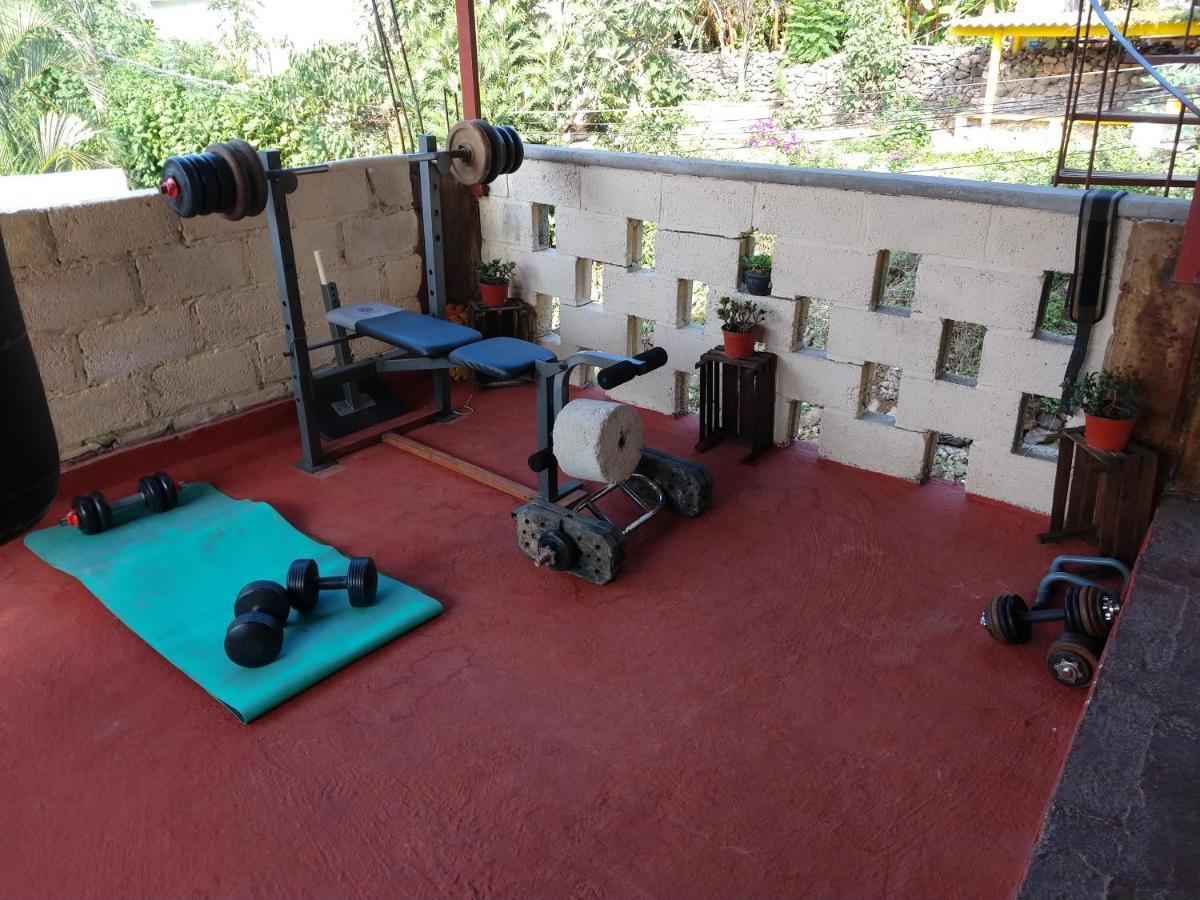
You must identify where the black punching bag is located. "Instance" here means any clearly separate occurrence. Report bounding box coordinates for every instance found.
[0,224,59,544]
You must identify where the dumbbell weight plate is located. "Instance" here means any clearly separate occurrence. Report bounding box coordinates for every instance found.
[138,474,167,513]
[1074,585,1114,639]
[286,558,320,612]
[225,612,284,668]
[346,557,379,607]
[88,491,113,533]
[207,142,248,221]
[70,493,104,535]
[227,139,268,217]
[447,120,491,187]
[983,593,1031,645]
[1045,632,1101,688]
[154,471,179,510]
[499,125,524,173]
[162,157,201,218]
[234,580,292,624]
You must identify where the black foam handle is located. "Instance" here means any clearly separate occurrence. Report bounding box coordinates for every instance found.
[635,346,668,373]
[597,360,637,390]
[597,347,669,390]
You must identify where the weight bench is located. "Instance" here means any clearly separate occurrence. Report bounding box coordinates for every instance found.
[327,303,556,380]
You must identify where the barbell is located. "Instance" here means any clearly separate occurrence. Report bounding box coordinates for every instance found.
[160,119,524,220]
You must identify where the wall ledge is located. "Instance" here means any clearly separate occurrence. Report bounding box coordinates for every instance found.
[523,144,1191,222]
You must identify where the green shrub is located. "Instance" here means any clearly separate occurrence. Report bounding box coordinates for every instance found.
[784,0,847,64]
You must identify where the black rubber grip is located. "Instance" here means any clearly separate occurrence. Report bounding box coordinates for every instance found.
[597,360,636,390]
[634,347,668,373]
[528,448,555,473]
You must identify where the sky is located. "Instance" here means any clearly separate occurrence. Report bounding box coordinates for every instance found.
[137,0,367,71]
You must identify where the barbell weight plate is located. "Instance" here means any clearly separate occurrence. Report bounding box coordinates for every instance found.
[204,150,237,217]
[227,139,268,217]
[447,119,491,186]
[191,153,223,216]
[493,125,514,178]
[474,120,505,184]
[207,142,248,221]
[500,125,524,173]
[162,157,201,218]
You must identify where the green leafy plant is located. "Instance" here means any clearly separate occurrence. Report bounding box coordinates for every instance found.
[1063,369,1140,419]
[740,252,773,275]
[784,0,846,64]
[841,0,905,111]
[476,258,516,285]
[717,295,767,333]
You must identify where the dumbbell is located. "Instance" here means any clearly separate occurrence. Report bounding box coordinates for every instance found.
[980,584,1120,645]
[285,557,378,611]
[224,580,290,668]
[61,471,181,535]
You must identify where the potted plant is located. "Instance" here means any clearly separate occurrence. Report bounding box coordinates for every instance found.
[1063,368,1140,452]
[477,258,516,308]
[741,253,773,296]
[717,295,767,359]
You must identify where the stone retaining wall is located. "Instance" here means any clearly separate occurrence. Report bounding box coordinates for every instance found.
[1,156,422,459]
[671,43,1153,119]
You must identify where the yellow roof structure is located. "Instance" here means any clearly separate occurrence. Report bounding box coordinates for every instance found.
[949,9,1196,40]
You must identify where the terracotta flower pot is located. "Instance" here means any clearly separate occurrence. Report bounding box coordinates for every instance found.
[744,271,771,296]
[1084,413,1136,452]
[722,327,758,359]
[479,282,510,308]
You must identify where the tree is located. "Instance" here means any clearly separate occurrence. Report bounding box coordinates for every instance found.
[0,0,108,173]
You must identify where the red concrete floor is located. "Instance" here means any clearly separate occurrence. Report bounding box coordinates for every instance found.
[0,383,1089,898]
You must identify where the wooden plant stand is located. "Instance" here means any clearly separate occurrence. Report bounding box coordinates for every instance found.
[1038,428,1158,566]
[694,347,776,464]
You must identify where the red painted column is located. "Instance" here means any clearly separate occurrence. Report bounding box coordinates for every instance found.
[1172,171,1200,283]
[455,0,482,120]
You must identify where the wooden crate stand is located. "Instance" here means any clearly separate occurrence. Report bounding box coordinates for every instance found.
[1038,428,1158,565]
[695,347,776,463]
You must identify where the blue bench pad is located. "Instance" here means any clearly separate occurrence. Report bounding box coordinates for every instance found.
[354,310,482,357]
[449,337,557,378]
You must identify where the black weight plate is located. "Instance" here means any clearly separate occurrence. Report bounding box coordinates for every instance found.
[202,150,237,217]
[286,558,320,612]
[177,155,209,217]
[225,612,284,668]
[162,157,200,218]
[71,494,101,535]
[996,593,1030,644]
[88,491,113,533]
[234,580,291,624]
[193,153,224,217]
[346,557,378,607]
[477,121,505,184]
[208,142,248,221]
[227,139,267,217]
[494,126,514,177]
[500,125,524,173]
[153,471,179,510]
[138,474,164,513]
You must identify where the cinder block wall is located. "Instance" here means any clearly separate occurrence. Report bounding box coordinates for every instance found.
[1,157,422,459]
[481,147,1187,513]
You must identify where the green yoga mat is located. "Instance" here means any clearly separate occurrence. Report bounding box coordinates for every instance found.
[24,484,443,723]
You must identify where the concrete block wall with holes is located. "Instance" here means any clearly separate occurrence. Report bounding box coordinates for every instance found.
[481,147,1178,512]
[2,156,422,458]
